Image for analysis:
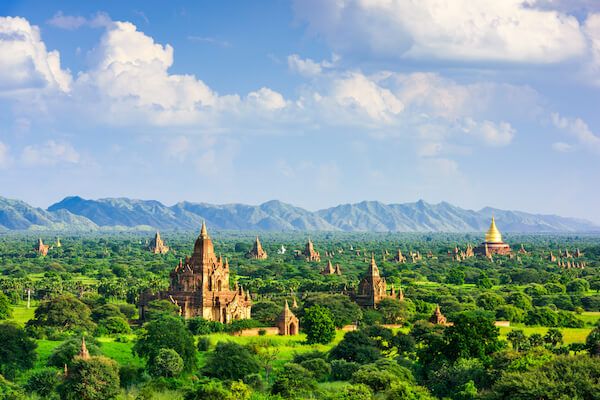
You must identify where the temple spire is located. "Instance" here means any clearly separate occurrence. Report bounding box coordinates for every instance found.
[200,220,208,239]
[484,217,503,243]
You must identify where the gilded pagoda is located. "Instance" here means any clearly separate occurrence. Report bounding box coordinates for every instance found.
[474,218,512,256]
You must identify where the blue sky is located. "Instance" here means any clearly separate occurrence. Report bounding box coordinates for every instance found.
[1,0,600,222]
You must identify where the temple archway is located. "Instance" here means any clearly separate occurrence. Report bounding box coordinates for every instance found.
[217,280,222,291]
[288,322,297,335]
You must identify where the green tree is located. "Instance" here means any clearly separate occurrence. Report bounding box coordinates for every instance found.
[476,273,493,289]
[529,333,544,348]
[143,299,180,320]
[202,341,261,381]
[376,298,412,323]
[98,316,131,335]
[0,322,38,379]
[133,314,197,372]
[27,295,95,332]
[90,304,125,323]
[442,313,502,362]
[586,325,600,356]
[271,363,317,398]
[251,301,283,324]
[329,330,381,364]
[446,268,465,285]
[476,292,505,311]
[507,329,528,352]
[544,328,563,347]
[0,292,12,320]
[24,368,59,398]
[149,348,183,377]
[302,305,336,344]
[58,356,120,400]
[300,294,362,328]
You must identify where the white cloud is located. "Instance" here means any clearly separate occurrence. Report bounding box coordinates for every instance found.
[0,16,71,92]
[247,87,287,111]
[584,13,600,84]
[0,141,10,168]
[417,142,443,157]
[287,54,338,77]
[552,112,600,153]
[293,0,588,63]
[552,142,575,152]
[463,118,516,147]
[47,11,86,30]
[21,140,80,166]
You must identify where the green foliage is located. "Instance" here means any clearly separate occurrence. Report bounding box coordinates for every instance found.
[586,324,600,356]
[251,301,283,324]
[442,312,503,363]
[98,316,131,335]
[0,374,25,400]
[91,304,125,322]
[300,294,362,328]
[476,292,505,311]
[507,329,528,352]
[0,291,12,320]
[524,307,559,327]
[566,278,590,293]
[133,314,198,372]
[197,336,211,351]
[476,272,493,289]
[202,341,261,381]
[302,305,336,344]
[144,300,180,320]
[329,330,381,364]
[495,305,525,323]
[28,295,95,332]
[0,322,38,379]
[427,358,486,400]
[490,355,600,399]
[446,268,465,285]
[58,356,120,400]
[376,297,413,323]
[351,359,414,392]
[300,358,331,381]
[341,383,373,400]
[331,359,361,381]
[24,368,59,397]
[118,303,137,318]
[149,348,184,378]
[47,335,103,368]
[271,363,317,398]
[187,317,223,335]
[544,328,564,347]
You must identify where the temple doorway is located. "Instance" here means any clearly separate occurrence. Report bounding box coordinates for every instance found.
[288,322,297,335]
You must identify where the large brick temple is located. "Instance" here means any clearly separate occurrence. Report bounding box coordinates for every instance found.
[139,221,252,322]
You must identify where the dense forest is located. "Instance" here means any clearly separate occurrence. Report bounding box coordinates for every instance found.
[1,230,599,399]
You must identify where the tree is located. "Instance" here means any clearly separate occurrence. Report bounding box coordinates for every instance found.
[91,304,125,322]
[476,272,493,289]
[586,322,600,357]
[376,298,412,323]
[505,292,532,311]
[251,301,283,324]
[149,348,183,377]
[98,316,131,335]
[248,340,280,383]
[27,295,95,332]
[300,358,331,381]
[58,356,120,400]
[490,355,600,399]
[529,333,544,348]
[143,299,180,320]
[24,368,59,398]
[300,294,362,328]
[302,305,336,344]
[507,329,528,352]
[0,322,38,379]
[442,313,503,362]
[566,279,589,293]
[0,292,12,320]
[524,307,559,327]
[133,314,197,372]
[544,328,563,347]
[476,292,505,311]
[329,330,381,364]
[446,268,465,285]
[202,341,261,381]
[271,363,317,398]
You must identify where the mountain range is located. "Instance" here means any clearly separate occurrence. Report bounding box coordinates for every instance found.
[0,196,598,233]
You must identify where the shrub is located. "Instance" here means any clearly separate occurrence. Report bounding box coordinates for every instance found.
[98,316,131,335]
[149,348,184,378]
[243,373,265,392]
[302,305,336,345]
[202,341,261,380]
[331,359,360,381]
[300,358,331,381]
[118,303,137,319]
[91,304,125,323]
[271,363,317,398]
[197,336,211,352]
[24,368,59,397]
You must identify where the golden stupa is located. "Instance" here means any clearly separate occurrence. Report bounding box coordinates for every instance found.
[475,217,512,256]
[484,217,503,243]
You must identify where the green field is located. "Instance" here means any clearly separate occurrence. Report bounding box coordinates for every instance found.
[498,324,592,344]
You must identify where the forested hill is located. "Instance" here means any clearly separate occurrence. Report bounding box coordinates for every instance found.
[0,196,598,232]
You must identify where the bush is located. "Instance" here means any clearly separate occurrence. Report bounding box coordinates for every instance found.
[57,356,120,400]
[119,363,143,388]
[202,341,261,381]
[300,358,331,381]
[197,336,211,352]
[187,317,223,335]
[91,304,125,323]
[243,373,265,392]
[119,303,137,319]
[331,359,360,381]
[98,316,131,335]
[149,348,184,378]
[24,368,59,397]
[271,363,317,398]
[0,292,12,320]
[292,350,327,364]
[302,305,336,345]
[0,322,38,379]
[47,336,103,368]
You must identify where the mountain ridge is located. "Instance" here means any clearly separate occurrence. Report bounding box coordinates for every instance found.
[0,196,598,232]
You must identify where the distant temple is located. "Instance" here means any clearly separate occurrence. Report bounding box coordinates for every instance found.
[147,231,169,254]
[56,236,61,248]
[139,222,251,322]
[33,238,50,256]
[275,300,299,335]
[277,245,286,255]
[320,260,336,275]
[351,254,391,308]
[429,304,448,325]
[249,236,268,259]
[303,238,321,262]
[474,218,512,256]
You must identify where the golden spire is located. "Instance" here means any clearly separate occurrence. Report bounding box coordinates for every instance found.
[200,220,208,239]
[484,217,503,243]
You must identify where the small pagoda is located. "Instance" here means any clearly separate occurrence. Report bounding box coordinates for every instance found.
[429,305,448,325]
[147,231,169,254]
[275,300,299,335]
[303,237,321,262]
[249,236,268,259]
[474,218,512,256]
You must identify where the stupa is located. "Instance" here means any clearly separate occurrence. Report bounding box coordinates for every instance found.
[147,231,169,254]
[474,218,512,256]
[303,237,321,262]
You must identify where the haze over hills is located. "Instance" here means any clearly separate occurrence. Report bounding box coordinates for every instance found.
[0,196,598,233]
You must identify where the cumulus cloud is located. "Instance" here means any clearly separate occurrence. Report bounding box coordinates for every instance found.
[0,16,71,92]
[21,140,80,166]
[584,13,600,84]
[552,112,600,153]
[287,54,338,77]
[463,118,516,147]
[293,0,588,63]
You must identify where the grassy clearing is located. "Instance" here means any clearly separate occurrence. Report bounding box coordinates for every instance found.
[580,312,600,326]
[7,303,36,325]
[498,324,592,344]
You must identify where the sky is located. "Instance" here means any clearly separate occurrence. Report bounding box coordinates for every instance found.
[1,0,599,222]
